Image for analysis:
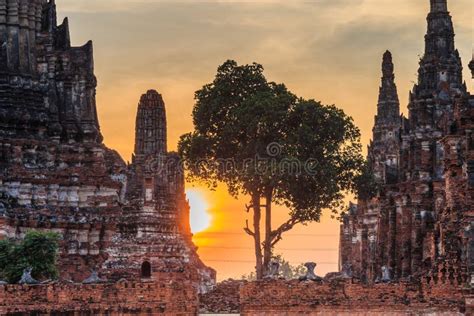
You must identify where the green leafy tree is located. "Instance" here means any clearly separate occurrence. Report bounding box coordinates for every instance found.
[179,60,363,279]
[0,231,61,283]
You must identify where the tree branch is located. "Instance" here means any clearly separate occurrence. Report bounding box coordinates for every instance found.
[269,218,302,247]
[245,204,252,213]
[245,203,267,213]
[244,220,255,237]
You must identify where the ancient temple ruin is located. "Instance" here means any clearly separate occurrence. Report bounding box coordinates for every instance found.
[0,0,214,293]
[340,0,474,285]
[105,90,215,292]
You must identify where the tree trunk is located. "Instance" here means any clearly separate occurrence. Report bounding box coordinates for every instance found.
[252,194,264,280]
[262,189,273,276]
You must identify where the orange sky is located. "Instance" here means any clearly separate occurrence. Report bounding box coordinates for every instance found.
[57,0,473,281]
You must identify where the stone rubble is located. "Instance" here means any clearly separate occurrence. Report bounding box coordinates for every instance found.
[199,279,245,314]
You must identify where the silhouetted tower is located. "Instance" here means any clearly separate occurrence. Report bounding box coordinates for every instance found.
[398,0,465,278]
[415,0,463,96]
[430,0,448,12]
[134,90,167,157]
[368,51,401,184]
[469,56,474,79]
[375,51,400,125]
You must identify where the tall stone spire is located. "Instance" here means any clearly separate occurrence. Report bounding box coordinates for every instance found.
[430,0,448,12]
[369,51,401,185]
[375,50,400,125]
[134,90,167,157]
[425,0,455,57]
[414,0,463,96]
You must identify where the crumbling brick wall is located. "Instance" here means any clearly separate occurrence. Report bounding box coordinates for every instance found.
[199,279,245,314]
[0,279,197,315]
[239,280,467,315]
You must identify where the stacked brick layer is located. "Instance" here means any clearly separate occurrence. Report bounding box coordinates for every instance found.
[240,280,469,316]
[199,280,245,314]
[0,279,197,315]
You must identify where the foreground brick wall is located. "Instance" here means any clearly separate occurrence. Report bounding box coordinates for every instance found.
[4,278,471,315]
[240,280,467,316]
[199,280,245,314]
[0,280,197,315]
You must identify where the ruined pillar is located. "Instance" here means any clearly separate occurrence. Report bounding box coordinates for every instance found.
[134,90,167,157]
[387,200,397,277]
[368,50,401,185]
[411,209,423,276]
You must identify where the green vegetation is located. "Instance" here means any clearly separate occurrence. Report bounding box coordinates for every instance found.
[0,231,61,283]
[179,60,364,279]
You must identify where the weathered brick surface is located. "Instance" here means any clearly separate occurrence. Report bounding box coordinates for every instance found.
[199,280,245,314]
[0,279,197,315]
[240,280,467,315]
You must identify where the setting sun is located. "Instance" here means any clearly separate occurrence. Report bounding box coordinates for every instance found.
[186,189,212,234]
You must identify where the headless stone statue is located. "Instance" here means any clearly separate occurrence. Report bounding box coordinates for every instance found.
[299,262,323,282]
[341,263,353,279]
[264,262,280,279]
[82,270,105,284]
[381,266,392,283]
[18,267,39,285]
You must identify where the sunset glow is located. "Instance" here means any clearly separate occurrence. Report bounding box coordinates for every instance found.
[187,189,212,234]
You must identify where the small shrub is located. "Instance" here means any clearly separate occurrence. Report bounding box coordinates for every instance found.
[0,231,61,283]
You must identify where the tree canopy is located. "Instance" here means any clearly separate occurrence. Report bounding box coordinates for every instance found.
[179,60,364,279]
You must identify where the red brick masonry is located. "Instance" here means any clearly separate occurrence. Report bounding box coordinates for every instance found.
[4,278,474,315]
[0,280,197,315]
[239,280,474,316]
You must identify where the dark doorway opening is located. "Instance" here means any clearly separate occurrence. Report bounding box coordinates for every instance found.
[141,261,151,278]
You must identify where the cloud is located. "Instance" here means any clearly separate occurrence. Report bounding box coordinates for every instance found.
[57,0,361,13]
